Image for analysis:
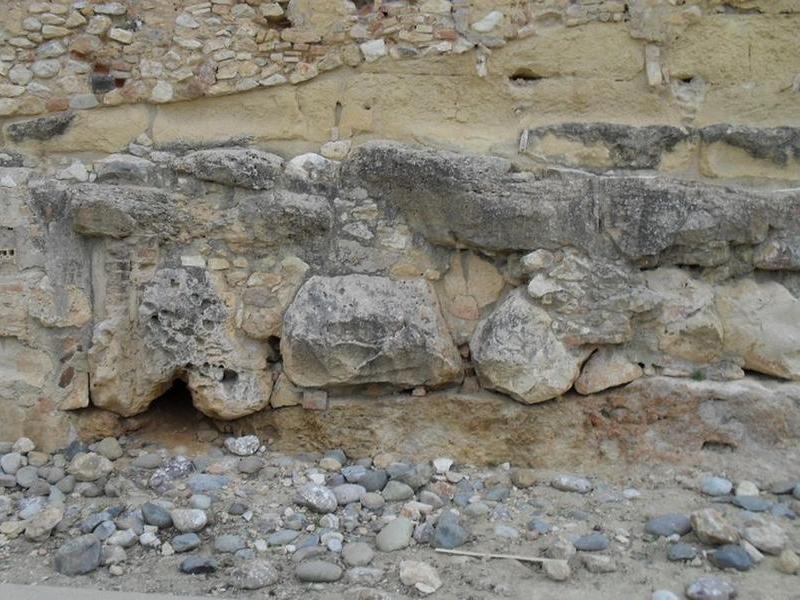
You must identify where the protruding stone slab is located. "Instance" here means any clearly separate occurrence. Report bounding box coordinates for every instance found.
[174,147,284,190]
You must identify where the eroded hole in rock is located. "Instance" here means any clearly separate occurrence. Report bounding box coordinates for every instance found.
[702,440,736,453]
[132,380,217,451]
[510,68,545,85]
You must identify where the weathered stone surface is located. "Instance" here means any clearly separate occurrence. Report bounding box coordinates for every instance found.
[344,141,785,263]
[690,509,739,546]
[524,123,690,170]
[436,252,505,345]
[523,248,657,345]
[471,289,592,404]
[6,112,75,143]
[68,452,113,482]
[575,347,643,395]
[282,275,462,388]
[88,268,272,419]
[174,148,284,190]
[54,535,102,576]
[68,184,179,239]
[641,268,724,365]
[716,279,800,380]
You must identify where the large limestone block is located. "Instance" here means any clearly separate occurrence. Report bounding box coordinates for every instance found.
[281,274,462,388]
[522,248,657,345]
[575,347,643,395]
[0,338,53,389]
[240,256,310,340]
[644,268,724,364]
[435,252,505,345]
[716,279,800,380]
[471,289,592,404]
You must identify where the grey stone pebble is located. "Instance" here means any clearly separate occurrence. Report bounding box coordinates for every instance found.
[294,533,320,549]
[768,480,798,495]
[133,453,162,469]
[228,501,248,515]
[180,555,219,574]
[794,483,800,500]
[187,474,228,493]
[80,511,110,534]
[93,437,123,460]
[56,475,75,494]
[0,474,16,488]
[771,503,796,520]
[54,534,102,576]
[342,465,368,483]
[667,542,697,561]
[360,469,388,492]
[285,512,309,530]
[732,495,771,512]
[325,449,347,465]
[238,456,264,474]
[1,452,24,474]
[551,475,593,494]
[685,576,736,600]
[293,546,326,562]
[392,463,434,490]
[485,486,511,502]
[333,483,366,505]
[574,532,609,552]
[267,529,299,546]
[376,517,413,552]
[494,524,520,539]
[170,509,207,533]
[214,534,246,553]
[432,510,469,549]
[230,559,278,590]
[346,566,385,586]
[362,492,385,510]
[172,533,201,553]
[107,529,137,547]
[295,484,337,513]
[381,480,414,502]
[142,502,172,528]
[93,520,116,541]
[295,559,343,582]
[342,541,375,566]
[190,494,212,510]
[15,466,39,488]
[646,513,692,537]
[68,452,113,482]
[528,518,552,534]
[224,435,260,456]
[652,592,680,600]
[101,545,127,566]
[701,476,733,497]
[709,544,753,571]
[12,438,35,454]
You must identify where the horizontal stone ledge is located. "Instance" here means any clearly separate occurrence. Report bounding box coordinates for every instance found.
[521,123,800,179]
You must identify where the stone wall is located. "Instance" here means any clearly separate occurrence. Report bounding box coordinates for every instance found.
[1,0,799,453]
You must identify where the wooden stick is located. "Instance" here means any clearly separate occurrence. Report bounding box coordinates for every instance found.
[434,548,559,564]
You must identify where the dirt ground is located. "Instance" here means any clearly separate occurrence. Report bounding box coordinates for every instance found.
[1,397,799,600]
